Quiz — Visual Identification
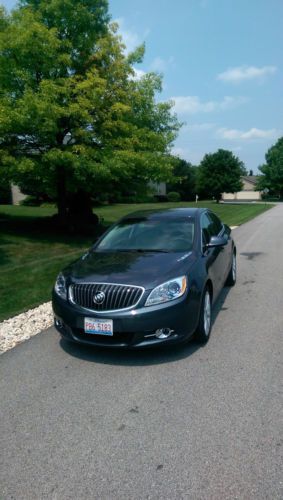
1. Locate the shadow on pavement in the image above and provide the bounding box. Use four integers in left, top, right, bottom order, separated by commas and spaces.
211, 286, 231, 326
60, 337, 201, 366
60, 285, 232, 366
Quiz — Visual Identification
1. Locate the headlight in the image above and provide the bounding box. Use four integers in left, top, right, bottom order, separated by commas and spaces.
54, 272, 67, 300
145, 276, 187, 307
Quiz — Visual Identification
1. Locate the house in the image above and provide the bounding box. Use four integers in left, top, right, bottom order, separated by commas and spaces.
11, 184, 27, 205
148, 181, 167, 196
222, 175, 262, 201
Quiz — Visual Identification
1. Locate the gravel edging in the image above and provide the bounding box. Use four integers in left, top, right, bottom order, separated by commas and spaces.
0, 302, 53, 355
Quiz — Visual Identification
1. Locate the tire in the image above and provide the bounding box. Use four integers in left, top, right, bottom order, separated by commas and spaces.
195, 287, 212, 344
225, 251, 236, 286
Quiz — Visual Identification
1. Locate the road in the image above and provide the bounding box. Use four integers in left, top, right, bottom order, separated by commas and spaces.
1, 204, 282, 500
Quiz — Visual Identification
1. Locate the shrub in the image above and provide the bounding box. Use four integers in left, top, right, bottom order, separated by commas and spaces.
154, 194, 168, 202
20, 195, 42, 206
0, 180, 11, 204
167, 191, 181, 202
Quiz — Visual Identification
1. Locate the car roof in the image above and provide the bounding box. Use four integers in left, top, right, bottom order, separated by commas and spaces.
122, 208, 207, 220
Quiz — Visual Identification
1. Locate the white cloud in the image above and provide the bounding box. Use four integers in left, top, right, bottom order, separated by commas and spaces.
114, 18, 148, 54
171, 146, 187, 157
172, 95, 247, 115
171, 146, 202, 164
217, 65, 277, 83
217, 127, 279, 140
131, 67, 146, 80
185, 122, 216, 132
150, 56, 174, 72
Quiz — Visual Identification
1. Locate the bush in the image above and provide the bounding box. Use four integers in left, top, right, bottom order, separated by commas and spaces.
167, 191, 181, 202
154, 194, 168, 202
20, 195, 42, 206
0, 182, 11, 204
123, 193, 157, 203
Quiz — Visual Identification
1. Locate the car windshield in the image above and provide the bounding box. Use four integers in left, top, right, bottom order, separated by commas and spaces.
96, 217, 195, 253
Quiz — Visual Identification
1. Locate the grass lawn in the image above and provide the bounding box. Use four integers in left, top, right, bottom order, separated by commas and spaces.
0, 201, 272, 321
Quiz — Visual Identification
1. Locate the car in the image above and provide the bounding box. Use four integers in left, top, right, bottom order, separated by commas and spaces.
52, 208, 236, 348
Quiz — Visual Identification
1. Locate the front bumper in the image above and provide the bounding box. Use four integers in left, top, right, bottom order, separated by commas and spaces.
52, 290, 200, 348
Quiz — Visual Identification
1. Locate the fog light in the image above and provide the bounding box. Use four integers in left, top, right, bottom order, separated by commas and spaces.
155, 328, 174, 339
55, 318, 63, 328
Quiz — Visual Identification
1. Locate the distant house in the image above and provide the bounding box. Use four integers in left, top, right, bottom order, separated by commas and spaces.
222, 175, 262, 201
11, 185, 27, 205
148, 181, 167, 196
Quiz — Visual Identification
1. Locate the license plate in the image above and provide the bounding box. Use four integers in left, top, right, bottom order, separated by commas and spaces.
84, 318, 113, 336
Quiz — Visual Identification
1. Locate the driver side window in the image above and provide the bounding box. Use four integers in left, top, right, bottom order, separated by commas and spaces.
208, 212, 223, 236
201, 213, 211, 246
200, 213, 215, 251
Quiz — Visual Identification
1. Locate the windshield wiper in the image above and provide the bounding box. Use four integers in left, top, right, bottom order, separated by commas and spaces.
109, 248, 170, 253
133, 249, 169, 253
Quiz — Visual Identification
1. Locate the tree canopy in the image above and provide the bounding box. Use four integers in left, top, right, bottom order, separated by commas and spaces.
256, 137, 283, 198
0, 0, 180, 224
197, 149, 246, 201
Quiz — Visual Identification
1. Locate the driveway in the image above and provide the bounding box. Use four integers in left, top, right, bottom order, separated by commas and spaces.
1, 204, 282, 499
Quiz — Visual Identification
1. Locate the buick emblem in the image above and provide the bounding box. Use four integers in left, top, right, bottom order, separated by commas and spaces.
93, 291, 105, 304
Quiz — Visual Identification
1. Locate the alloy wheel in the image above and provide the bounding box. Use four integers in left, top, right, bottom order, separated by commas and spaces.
203, 291, 211, 337
232, 254, 236, 282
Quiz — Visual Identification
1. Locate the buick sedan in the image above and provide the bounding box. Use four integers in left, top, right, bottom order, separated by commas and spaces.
52, 208, 236, 348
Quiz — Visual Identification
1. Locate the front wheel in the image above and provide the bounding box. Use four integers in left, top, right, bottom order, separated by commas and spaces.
225, 251, 236, 286
195, 287, 212, 344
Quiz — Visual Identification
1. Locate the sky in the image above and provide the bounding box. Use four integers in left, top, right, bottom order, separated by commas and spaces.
2, 0, 283, 171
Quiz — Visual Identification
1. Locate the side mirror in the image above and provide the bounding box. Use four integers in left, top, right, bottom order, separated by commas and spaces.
206, 235, 228, 248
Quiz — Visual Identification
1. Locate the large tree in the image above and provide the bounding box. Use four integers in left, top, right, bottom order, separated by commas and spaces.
256, 137, 283, 198
0, 1, 180, 225
197, 149, 246, 201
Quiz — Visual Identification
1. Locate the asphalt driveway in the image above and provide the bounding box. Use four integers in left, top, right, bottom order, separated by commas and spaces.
1, 204, 282, 499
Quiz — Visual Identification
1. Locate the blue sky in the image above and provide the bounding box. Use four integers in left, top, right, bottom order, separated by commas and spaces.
2, 0, 283, 171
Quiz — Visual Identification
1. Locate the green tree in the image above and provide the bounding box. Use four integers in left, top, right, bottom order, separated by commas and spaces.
197, 149, 246, 202
167, 158, 197, 200
0, 1, 180, 226
256, 137, 283, 198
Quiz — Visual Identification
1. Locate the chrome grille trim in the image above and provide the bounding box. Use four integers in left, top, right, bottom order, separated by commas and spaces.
69, 282, 145, 313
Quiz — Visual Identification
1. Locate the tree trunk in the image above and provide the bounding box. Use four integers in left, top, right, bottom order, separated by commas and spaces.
68, 190, 96, 221
216, 192, 222, 203
57, 166, 68, 226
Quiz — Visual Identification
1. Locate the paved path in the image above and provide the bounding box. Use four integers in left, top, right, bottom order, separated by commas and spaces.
1, 205, 282, 499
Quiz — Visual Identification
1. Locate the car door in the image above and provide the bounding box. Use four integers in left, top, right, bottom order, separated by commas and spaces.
200, 211, 227, 299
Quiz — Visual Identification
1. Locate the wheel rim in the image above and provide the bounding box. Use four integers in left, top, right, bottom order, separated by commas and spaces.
203, 291, 211, 336
232, 254, 236, 281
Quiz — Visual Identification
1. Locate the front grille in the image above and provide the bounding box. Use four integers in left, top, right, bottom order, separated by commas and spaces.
69, 283, 144, 312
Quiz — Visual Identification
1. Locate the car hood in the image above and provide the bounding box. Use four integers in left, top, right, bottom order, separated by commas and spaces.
65, 250, 197, 289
